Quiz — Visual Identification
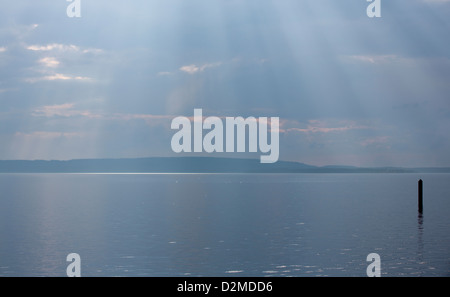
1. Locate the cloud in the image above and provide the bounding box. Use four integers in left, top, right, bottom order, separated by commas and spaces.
165, 58, 263, 77
15, 131, 83, 140
33, 103, 75, 117
179, 62, 222, 74
1, 1, 449, 166
32, 103, 99, 118
343, 55, 399, 64
111, 114, 173, 121
158, 61, 224, 76
25, 73, 92, 83
157, 71, 173, 76
360, 136, 390, 147
286, 120, 371, 134
24, 43, 102, 83
26, 43, 80, 52
26, 43, 103, 54
38, 57, 60, 68
179, 64, 200, 74
32, 104, 175, 124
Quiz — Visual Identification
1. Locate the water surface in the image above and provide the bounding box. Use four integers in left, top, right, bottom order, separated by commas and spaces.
0, 173, 449, 276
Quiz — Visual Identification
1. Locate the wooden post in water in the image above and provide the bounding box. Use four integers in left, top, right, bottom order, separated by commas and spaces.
418, 179, 423, 213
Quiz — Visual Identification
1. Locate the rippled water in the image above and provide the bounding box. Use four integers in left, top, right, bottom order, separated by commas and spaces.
0, 173, 449, 276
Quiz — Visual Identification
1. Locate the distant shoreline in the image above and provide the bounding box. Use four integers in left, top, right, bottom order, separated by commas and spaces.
1, 157, 449, 174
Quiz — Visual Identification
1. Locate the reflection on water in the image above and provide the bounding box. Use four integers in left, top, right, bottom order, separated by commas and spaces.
417, 213, 424, 277
0, 173, 449, 276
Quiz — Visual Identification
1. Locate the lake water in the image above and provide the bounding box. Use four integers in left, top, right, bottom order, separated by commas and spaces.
0, 173, 449, 277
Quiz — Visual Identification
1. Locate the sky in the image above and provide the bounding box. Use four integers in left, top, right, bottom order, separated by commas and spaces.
0, 0, 449, 167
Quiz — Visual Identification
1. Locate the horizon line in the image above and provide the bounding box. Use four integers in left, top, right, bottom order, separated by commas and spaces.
0, 156, 449, 169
